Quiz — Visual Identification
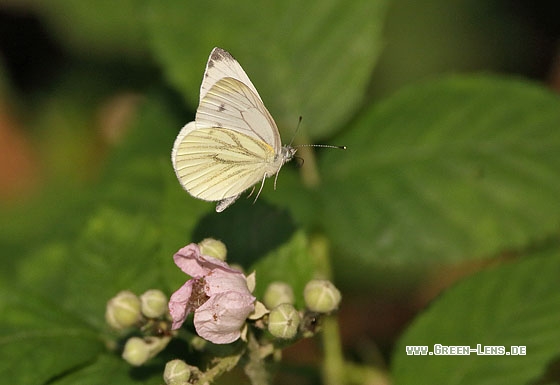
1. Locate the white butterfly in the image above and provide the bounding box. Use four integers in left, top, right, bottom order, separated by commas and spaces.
171, 47, 297, 212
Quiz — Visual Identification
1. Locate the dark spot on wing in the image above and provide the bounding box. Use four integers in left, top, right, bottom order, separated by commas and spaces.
216, 122, 223, 128
207, 60, 214, 69
211, 47, 234, 63
210, 50, 222, 61
221, 50, 234, 61
218, 103, 226, 112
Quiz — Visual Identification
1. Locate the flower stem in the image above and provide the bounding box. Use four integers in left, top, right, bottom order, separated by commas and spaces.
322, 315, 345, 385
311, 236, 346, 385
244, 331, 270, 385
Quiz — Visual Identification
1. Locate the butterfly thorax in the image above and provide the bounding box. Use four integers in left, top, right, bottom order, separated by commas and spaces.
263, 145, 296, 177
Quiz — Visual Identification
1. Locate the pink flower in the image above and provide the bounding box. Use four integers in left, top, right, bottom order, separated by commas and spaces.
168, 244, 256, 344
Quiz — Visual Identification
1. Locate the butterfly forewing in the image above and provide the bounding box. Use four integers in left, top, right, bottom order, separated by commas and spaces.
200, 47, 263, 103
197, 77, 281, 153
173, 127, 276, 201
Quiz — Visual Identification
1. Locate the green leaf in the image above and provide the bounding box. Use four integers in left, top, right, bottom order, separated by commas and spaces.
1, 94, 191, 384
52, 96, 183, 327
143, 0, 388, 139
1, 187, 93, 284
98, 92, 205, 293
99, 95, 179, 216
192, 202, 297, 263
63, 206, 163, 329
51, 354, 162, 385
0, 284, 103, 385
320, 75, 560, 264
392, 252, 560, 385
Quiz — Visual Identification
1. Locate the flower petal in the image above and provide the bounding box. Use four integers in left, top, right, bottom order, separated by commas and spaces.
194, 291, 256, 344
168, 280, 194, 329
173, 244, 207, 277
204, 269, 252, 297
173, 244, 239, 277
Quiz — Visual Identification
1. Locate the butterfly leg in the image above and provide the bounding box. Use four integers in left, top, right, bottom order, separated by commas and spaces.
253, 174, 267, 203
246, 185, 256, 199
273, 169, 281, 190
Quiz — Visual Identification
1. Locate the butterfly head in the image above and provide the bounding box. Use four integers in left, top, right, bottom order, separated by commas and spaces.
280, 145, 297, 165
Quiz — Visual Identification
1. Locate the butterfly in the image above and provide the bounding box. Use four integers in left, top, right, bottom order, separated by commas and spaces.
172, 48, 345, 212
171, 47, 298, 212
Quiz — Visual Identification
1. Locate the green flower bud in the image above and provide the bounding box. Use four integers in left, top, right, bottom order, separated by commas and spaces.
268, 303, 300, 339
163, 359, 191, 385
303, 280, 341, 313
105, 291, 142, 330
198, 238, 227, 260
140, 289, 168, 318
122, 336, 172, 366
263, 281, 294, 308
122, 337, 150, 366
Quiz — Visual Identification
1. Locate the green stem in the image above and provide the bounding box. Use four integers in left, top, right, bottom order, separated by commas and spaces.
312, 235, 345, 385
244, 331, 270, 385
309, 234, 333, 279
322, 315, 345, 385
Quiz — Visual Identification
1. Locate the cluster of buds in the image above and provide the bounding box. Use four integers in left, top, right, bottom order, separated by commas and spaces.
167, 239, 342, 344
106, 238, 342, 385
264, 279, 341, 339
105, 289, 172, 366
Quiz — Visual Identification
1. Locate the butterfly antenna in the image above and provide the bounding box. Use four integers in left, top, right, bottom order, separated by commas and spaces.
287, 116, 303, 146
289, 116, 347, 150
294, 143, 347, 150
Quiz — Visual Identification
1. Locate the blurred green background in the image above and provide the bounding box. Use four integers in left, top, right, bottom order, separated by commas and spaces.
1, 0, 560, 384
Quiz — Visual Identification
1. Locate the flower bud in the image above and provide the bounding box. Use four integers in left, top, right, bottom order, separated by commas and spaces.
122, 336, 172, 366
303, 280, 341, 313
140, 289, 168, 318
163, 359, 191, 385
106, 291, 142, 330
122, 337, 150, 366
198, 238, 227, 260
268, 303, 300, 339
263, 281, 294, 309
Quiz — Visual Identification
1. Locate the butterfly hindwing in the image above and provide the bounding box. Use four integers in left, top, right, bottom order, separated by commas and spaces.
172, 126, 275, 201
